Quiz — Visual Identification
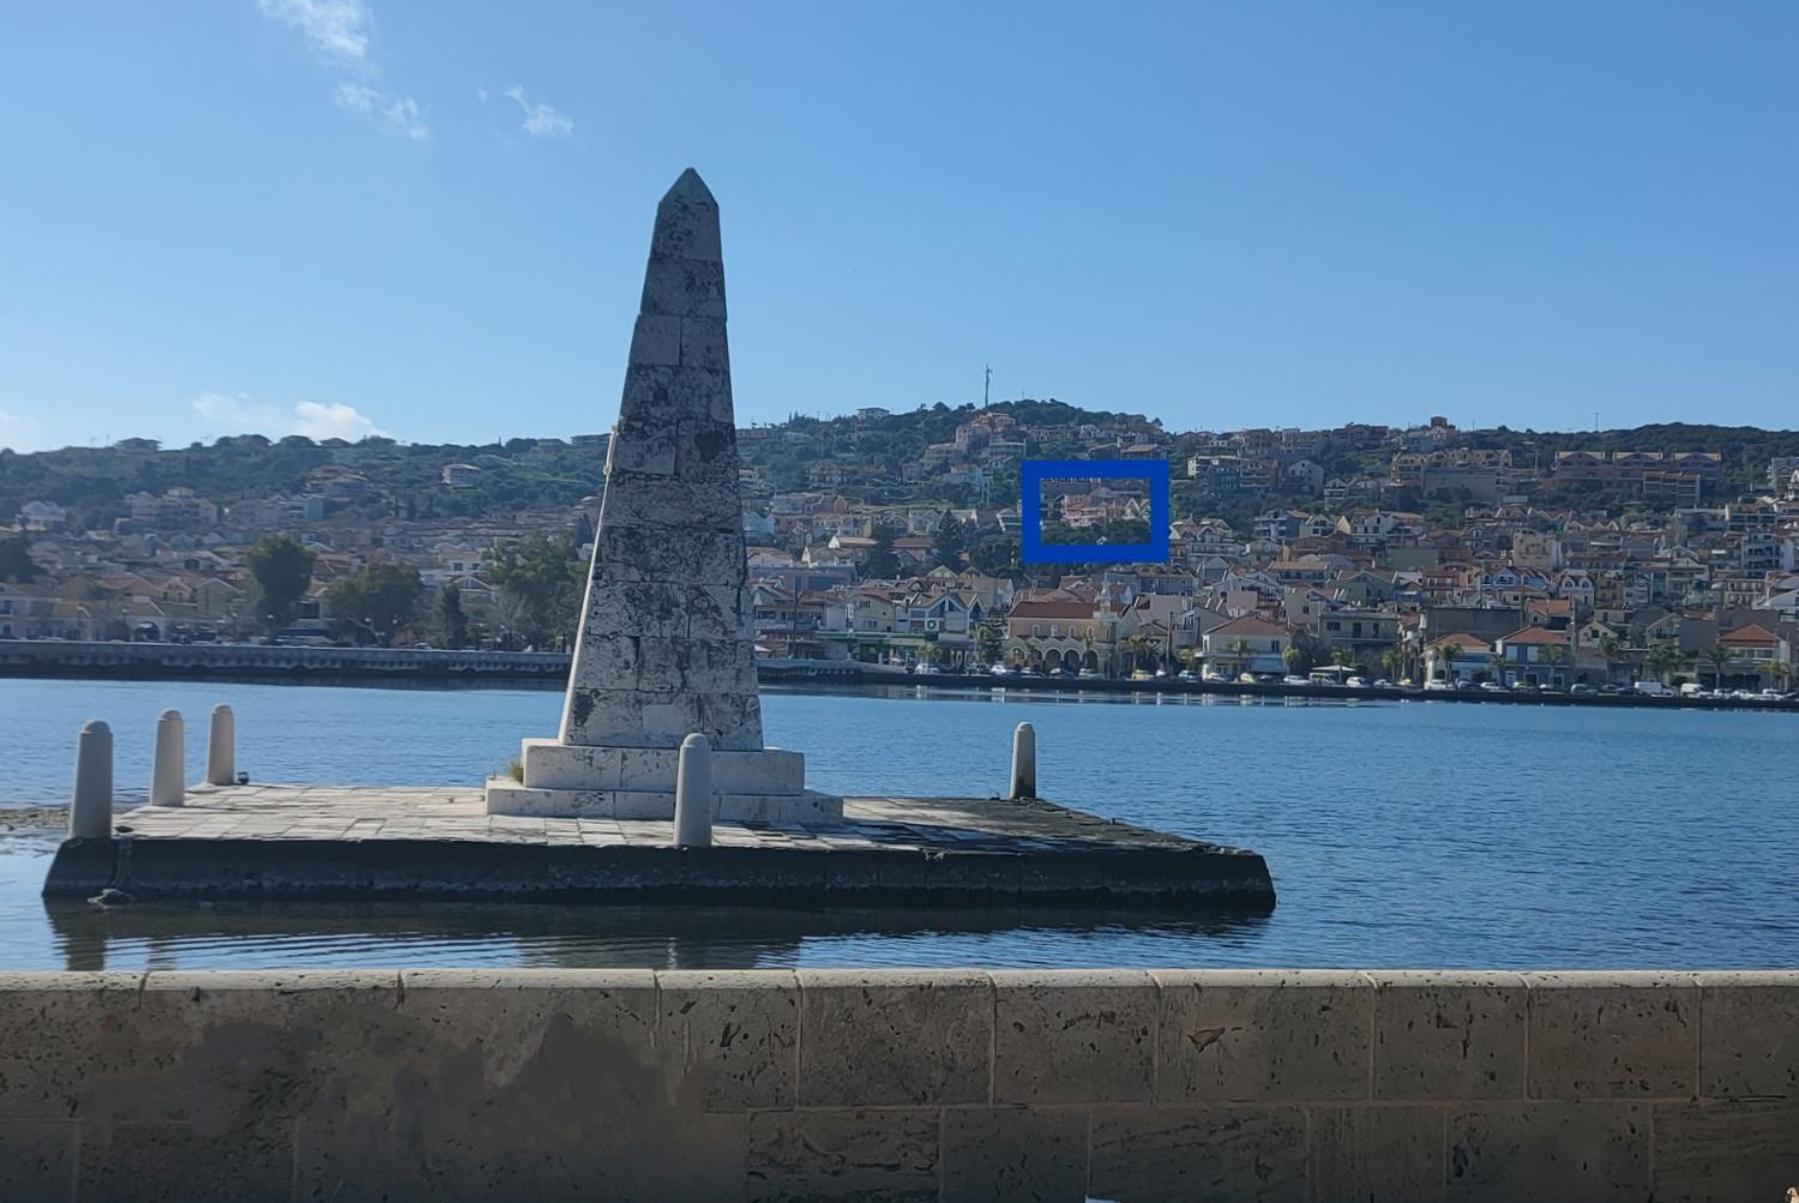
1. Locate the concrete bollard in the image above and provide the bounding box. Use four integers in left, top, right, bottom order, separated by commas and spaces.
673, 733, 714, 848
69, 720, 114, 839
1009, 721, 1037, 799
150, 709, 185, 807
206, 704, 235, 786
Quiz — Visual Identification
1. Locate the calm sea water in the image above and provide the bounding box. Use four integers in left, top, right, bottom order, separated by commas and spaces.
3, 677, 1797, 971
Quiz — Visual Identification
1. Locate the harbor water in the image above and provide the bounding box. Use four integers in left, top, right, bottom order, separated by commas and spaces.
3, 678, 1796, 971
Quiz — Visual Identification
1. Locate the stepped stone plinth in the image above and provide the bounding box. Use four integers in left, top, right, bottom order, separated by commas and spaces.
486, 169, 841, 824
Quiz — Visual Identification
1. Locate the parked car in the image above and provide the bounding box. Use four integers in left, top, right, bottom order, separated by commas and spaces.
1345, 675, 1367, 688
989, 663, 1012, 677
1282, 674, 1309, 686
1569, 683, 1593, 695
1479, 681, 1506, 693
1237, 672, 1258, 684
1423, 679, 1453, 692
1078, 668, 1104, 680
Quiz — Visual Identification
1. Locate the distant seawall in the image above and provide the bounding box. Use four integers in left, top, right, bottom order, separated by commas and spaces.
2, 639, 1794, 712
1, 968, 1792, 1199
0, 640, 861, 688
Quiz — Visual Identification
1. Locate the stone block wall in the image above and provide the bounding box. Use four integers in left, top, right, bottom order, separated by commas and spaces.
0, 968, 1795, 1200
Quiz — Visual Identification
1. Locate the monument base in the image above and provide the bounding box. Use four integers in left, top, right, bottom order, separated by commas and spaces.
484, 738, 843, 823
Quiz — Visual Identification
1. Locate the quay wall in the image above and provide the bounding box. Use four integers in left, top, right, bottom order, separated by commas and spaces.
2, 639, 1795, 712
0, 968, 1794, 1200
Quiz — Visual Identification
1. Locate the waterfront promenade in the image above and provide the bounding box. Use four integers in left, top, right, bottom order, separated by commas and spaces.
4, 638, 1795, 713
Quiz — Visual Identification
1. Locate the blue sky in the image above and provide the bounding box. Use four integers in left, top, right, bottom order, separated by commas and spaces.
2, 2, 1795, 452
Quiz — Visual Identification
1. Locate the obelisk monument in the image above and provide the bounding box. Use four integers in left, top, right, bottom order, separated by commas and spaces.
486, 169, 840, 824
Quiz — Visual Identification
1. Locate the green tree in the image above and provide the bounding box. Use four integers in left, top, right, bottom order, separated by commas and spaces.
0, 535, 37, 582
436, 585, 470, 648
487, 535, 585, 649
969, 533, 1016, 577
863, 524, 901, 580
932, 511, 967, 571
245, 534, 315, 636
1435, 642, 1460, 683
327, 562, 424, 646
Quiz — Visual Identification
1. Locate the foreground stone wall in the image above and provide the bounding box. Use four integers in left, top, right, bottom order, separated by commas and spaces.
0, 969, 1794, 1201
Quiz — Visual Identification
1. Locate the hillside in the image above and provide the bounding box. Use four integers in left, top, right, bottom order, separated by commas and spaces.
3, 405, 1797, 532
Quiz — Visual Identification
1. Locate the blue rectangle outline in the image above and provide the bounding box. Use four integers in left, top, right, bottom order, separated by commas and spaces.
1019, 459, 1171, 564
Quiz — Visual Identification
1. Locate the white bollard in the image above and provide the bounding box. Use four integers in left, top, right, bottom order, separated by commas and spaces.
673, 733, 714, 848
1009, 721, 1037, 799
150, 709, 185, 807
69, 720, 114, 839
206, 704, 235, 786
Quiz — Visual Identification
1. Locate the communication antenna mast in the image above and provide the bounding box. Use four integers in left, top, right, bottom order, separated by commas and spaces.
984, 364, 991, 408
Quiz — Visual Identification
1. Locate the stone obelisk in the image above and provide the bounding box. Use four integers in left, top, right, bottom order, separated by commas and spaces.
486, 169, 840, 824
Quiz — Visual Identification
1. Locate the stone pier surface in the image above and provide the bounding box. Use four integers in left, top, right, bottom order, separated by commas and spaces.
486, 167, 838, 824
42, 783, 1274, 907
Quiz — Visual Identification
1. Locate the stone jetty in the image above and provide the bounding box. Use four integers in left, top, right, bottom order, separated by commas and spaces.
485, 169, 839, 825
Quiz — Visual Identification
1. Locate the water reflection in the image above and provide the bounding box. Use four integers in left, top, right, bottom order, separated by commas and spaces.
45, 897, 1270, 972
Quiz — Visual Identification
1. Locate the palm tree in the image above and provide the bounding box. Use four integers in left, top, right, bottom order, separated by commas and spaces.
1435, 642, 1460, 684
1282, 645, 1303, 676
1379, 646, 1404, 681
1703, 644, 1732, 690
1330, 647, 1353, 668
1231, 638, 1251, 678
1596, 632, 1622, 683
1645, 640, 1683, 685
1541, 641, 1565, 686
1125, 633, 1153, 673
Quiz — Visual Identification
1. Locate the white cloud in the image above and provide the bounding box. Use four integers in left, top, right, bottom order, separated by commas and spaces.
0, 407, 42, 452
334, 82, 429, 141
257, 0, 373, 71
261, 0, 428, 142
490, 84, 574, 139
194, 393, 386, 441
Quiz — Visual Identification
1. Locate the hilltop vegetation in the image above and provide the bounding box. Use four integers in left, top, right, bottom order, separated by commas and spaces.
3, 405, 1797, 532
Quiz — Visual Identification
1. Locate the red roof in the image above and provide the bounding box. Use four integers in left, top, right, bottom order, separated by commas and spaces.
1498, 625, 1571, 646
1719, 623, 1779, 647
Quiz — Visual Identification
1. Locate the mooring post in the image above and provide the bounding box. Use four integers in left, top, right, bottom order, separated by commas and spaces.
69, 720, 114, 839
1009, 721, 1037, 799
673, 732, 714, 848
150, 709, 185, 807
206, 704, 235, 786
